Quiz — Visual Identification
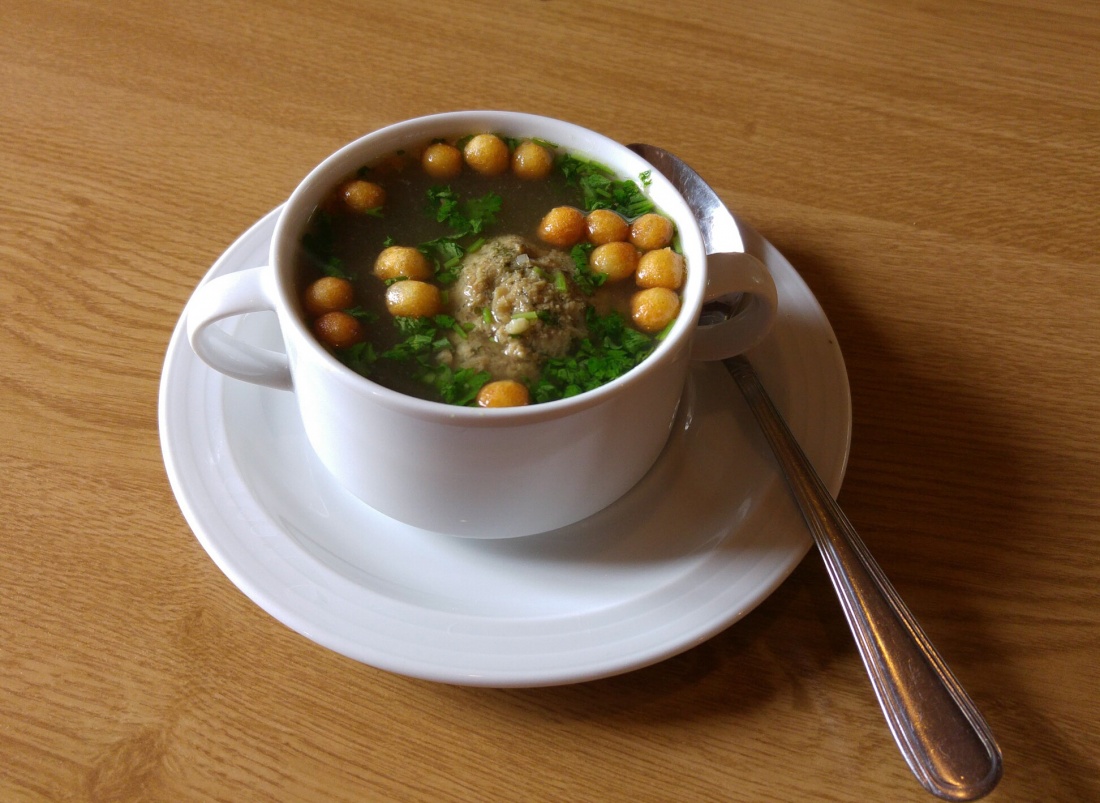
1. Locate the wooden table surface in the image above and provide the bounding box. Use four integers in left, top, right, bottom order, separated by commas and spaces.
4, 1, 1098, 800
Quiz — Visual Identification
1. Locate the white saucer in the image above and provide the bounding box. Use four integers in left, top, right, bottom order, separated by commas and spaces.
159, 207, 851, 687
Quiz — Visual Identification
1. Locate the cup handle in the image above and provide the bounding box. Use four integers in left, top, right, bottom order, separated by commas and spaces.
691, 251, 779, 361
185, 266, 294, 390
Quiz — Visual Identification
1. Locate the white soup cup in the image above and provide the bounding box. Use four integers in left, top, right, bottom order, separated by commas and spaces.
186, 111, 777, 537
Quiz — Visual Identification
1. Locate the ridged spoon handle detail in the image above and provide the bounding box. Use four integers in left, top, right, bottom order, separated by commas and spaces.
725, 355, 1003, 801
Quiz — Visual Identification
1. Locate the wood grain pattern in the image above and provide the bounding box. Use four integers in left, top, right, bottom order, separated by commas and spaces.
2, 1, 1098, 800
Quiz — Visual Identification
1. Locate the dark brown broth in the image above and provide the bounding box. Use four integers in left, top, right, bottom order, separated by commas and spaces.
301, 164, 585, 322
295, 142, 676, 404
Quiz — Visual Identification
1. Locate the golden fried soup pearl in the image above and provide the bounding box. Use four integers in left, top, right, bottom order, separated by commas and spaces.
635, 248, 685, 290
511, 141, 554, 180
585, 209, 629, 245
385, 280, 442, 318
629, 213, 675, 251
341, 179, 386, 213
373, 245, 433, 281
421, 142, 463, 179
630, 287, 681, 333
537, 206, 586, 248
313, 310, 363, 349
463, 133, 510, 175
476, 379, 531, 408
589, 241, 639, 282
303, 276, 356, 317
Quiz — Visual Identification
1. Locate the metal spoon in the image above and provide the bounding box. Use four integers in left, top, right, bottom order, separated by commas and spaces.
629, 143, 1002, 801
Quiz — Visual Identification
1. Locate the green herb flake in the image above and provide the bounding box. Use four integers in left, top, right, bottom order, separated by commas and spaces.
419, 237, 466, 285
427, 186, 461, 226
556, 154, 655, 218
344, 306, 378, 323
568, 243, 606, 296
301, 212, 356, 279
529, 309, 655, 404
432, 313, 458, 330
321, 257, 352, 280
382, 316, 440, 362
463, 192, 502, 234
553, 270, 568, 294
425, 186, 503, 237
336, 342, 377, 376
433, 367, 491, 406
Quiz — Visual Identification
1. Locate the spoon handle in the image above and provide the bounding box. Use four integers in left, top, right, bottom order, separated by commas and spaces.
725, 355, 1002, 801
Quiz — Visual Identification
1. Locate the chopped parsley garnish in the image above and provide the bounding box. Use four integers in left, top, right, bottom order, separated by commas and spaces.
461, 193, 503, 234
418, 187, 504, 284
568, 243, 606, 296
422, 365, 491, 406
336, 342, 377, 376
375, 315, 485, 404
308, 140, 675, 408
426, 186, 502, 236
556, 155, 656, 218
320, 256, 353, 280
382, 329, 436, 363
302, 210, 334, 255
529, 308, 656, 403
419, 236, 466, 285
553, 270, 569, 294
387, 314, 455, 350
300, 211, 355, 279
344, 306, 378, 323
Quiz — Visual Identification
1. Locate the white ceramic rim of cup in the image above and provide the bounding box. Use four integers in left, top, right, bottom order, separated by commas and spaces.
270, 110, 708, 426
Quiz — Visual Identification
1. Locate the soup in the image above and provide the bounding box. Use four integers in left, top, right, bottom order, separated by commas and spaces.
296, 134, 686, 407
